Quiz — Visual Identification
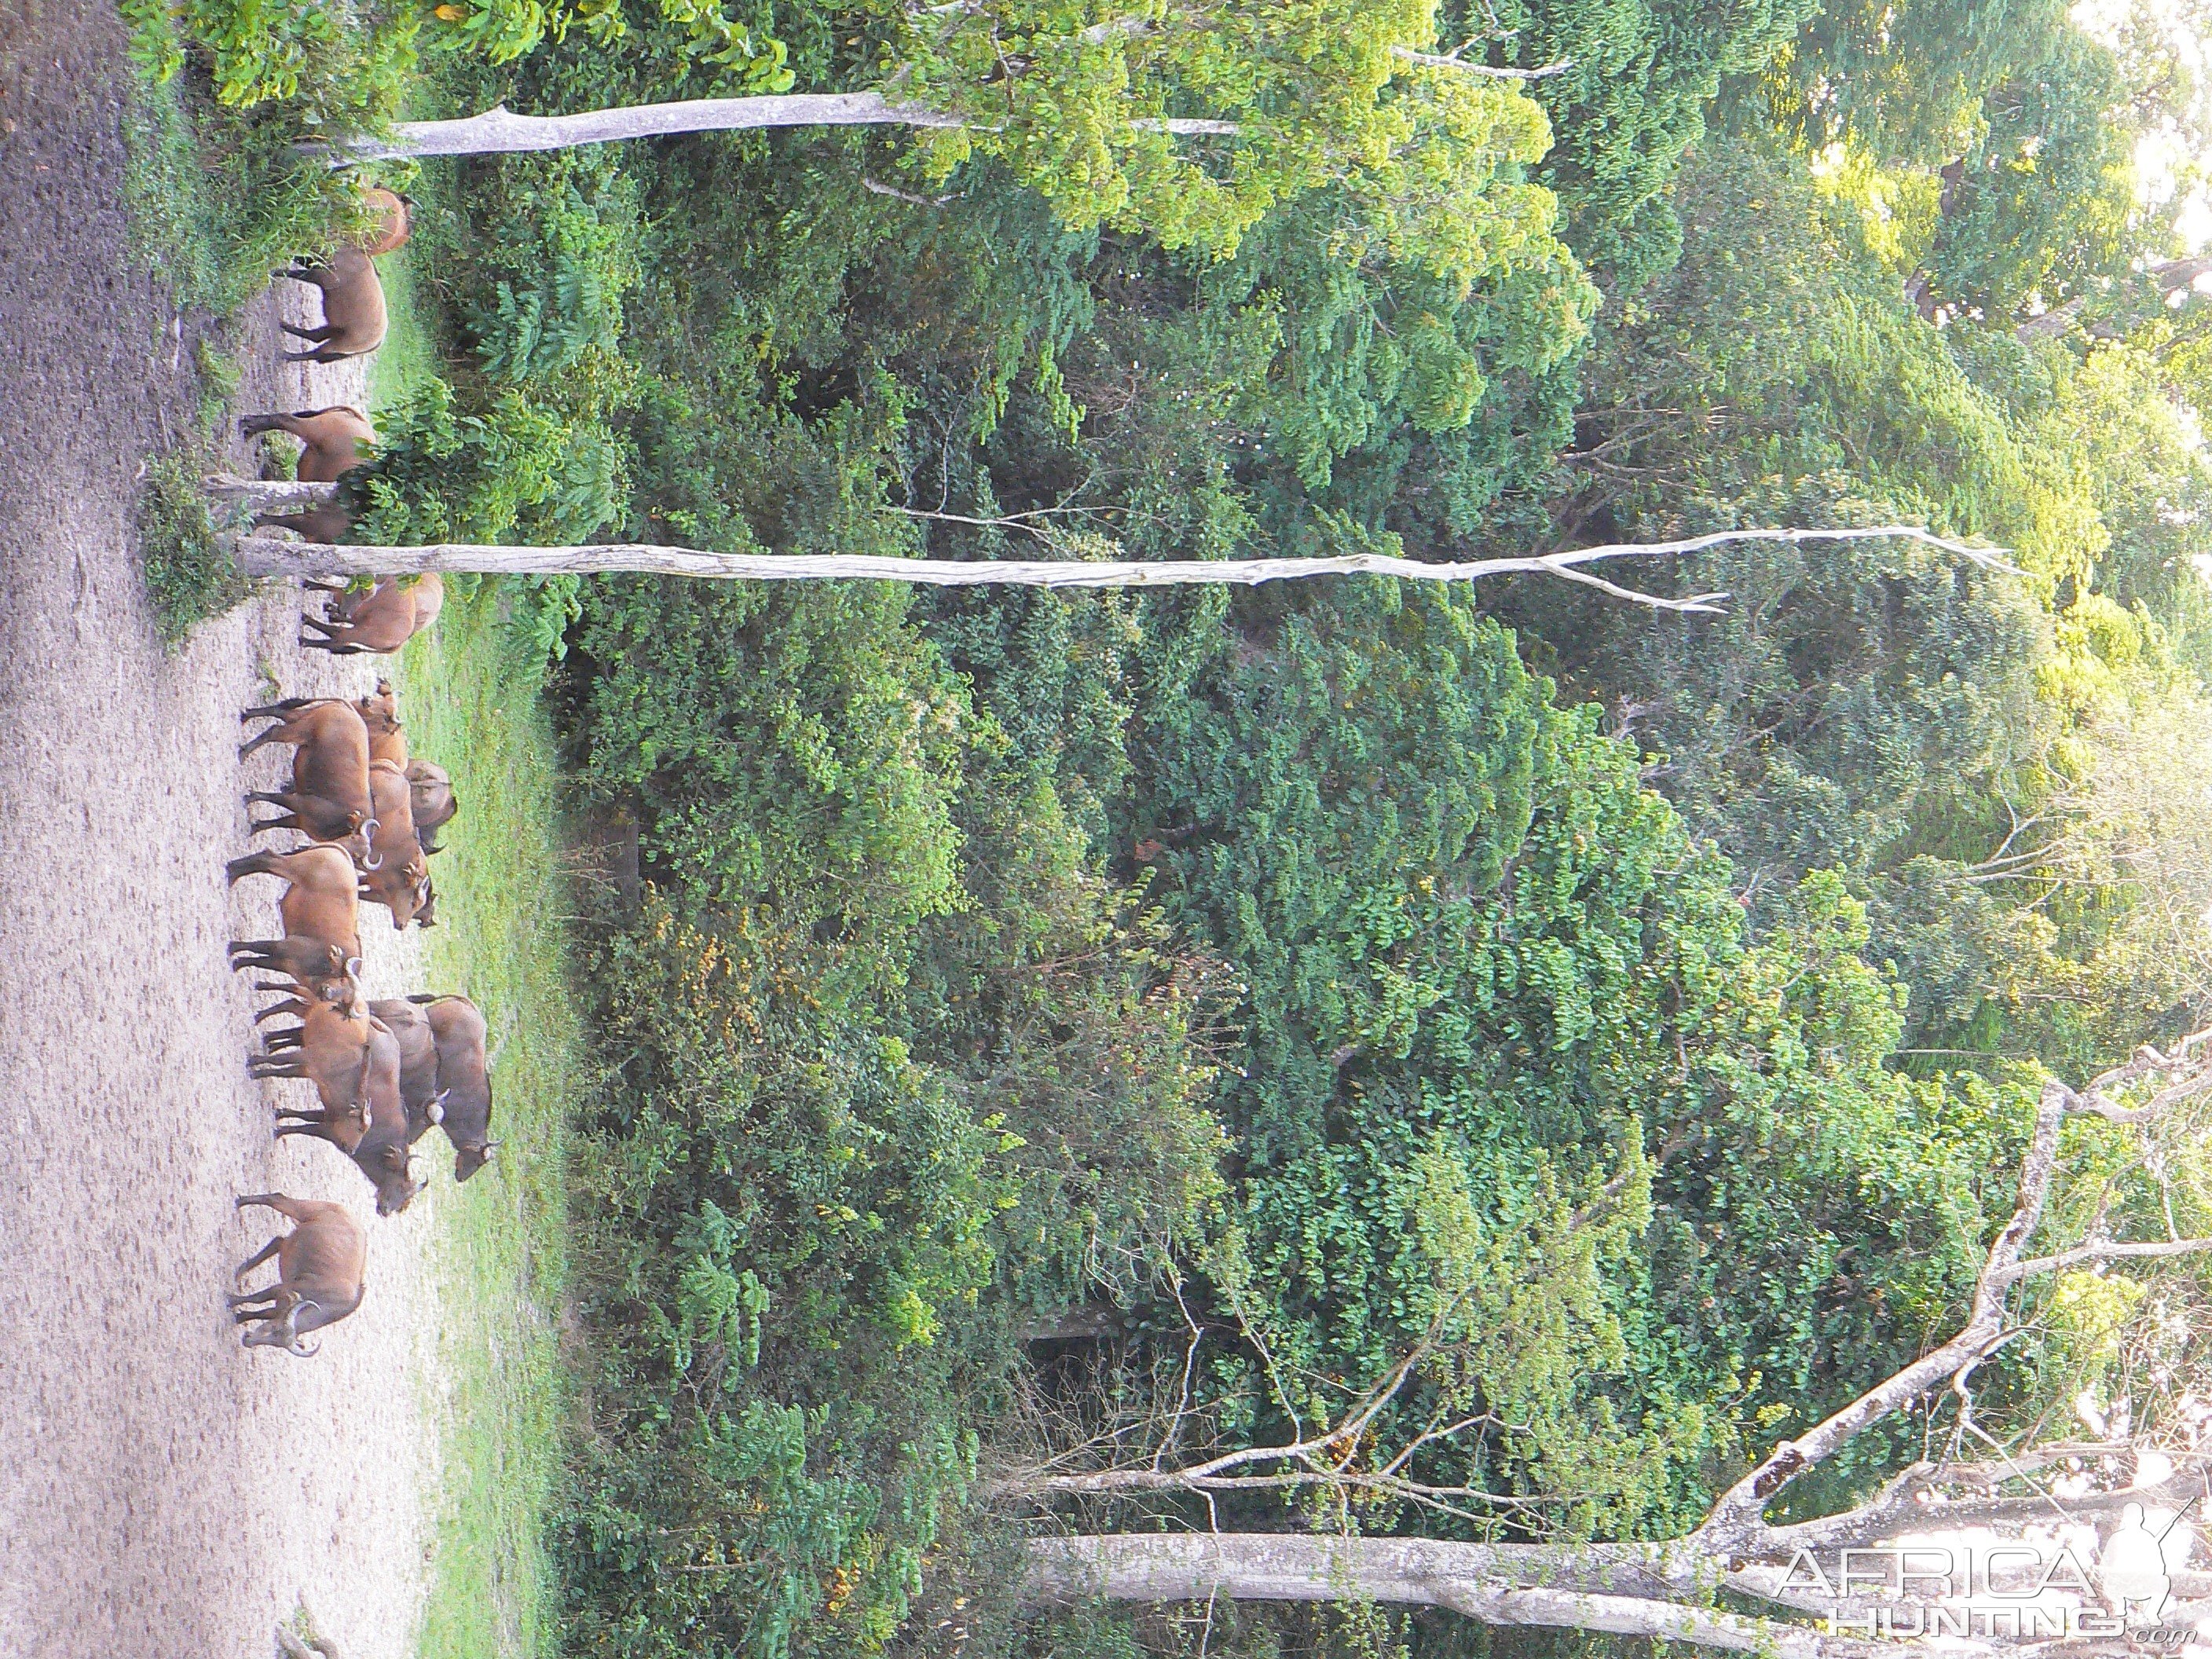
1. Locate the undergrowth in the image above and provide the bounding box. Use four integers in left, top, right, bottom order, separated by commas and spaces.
137, 451, 252, 646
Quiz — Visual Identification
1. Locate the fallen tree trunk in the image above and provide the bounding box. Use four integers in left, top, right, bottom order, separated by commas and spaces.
1020, 1536, 1892, 1659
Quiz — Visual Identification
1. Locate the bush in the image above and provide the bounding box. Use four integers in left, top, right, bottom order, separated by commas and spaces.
137, 452, 252, 645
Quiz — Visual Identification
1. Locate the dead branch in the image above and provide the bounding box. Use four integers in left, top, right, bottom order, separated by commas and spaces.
225, 525, 2012, 617
1392, 47, 1575, 79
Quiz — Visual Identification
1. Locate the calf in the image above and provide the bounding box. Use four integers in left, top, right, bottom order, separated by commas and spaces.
299, 574, 443, 656
406, 760, 457, 852
416, 993, 498, 1181
358, 760, 430, 926
229, 1194, 367, 1357
240, 701, 375, 851
239, 406, 375, 482
279, 247, 387, 363
251, 998, 377, 1147
225, 844, 363, 968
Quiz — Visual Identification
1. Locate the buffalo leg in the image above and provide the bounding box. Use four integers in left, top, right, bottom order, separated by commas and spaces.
280, 320, 334, 342
239, 724, 296, 760
233, 1237, 281, 1287
225, 852, 282, 885
273, 1122, 344, 1145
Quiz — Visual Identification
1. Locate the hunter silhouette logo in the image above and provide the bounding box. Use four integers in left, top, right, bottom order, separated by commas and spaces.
2097, 1498, 2196, 1621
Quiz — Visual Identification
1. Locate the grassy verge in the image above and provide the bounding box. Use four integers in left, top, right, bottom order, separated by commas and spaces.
138, 450, 253, 646
373, 236, 575, 1659
116, 59, 336, 318
368, 250, 441, 410
395, 592, 583, 1659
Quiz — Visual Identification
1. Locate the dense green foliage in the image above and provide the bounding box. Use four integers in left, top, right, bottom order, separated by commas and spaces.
136, 450, 253, 645
140, 0, 2212, 1651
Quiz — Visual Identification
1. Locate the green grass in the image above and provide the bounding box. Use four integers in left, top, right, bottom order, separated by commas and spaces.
396, 594, 584, 1659
368, 250, 441, 411
138, 449, 255, 646
117, 61, 338, 318
372, 244, 579, 1659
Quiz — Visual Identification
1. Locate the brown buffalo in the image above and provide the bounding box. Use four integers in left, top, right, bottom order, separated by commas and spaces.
229, 935, 362, 1013
251, 998, 377, 1146
357, 760, 430, 927
279, 247, 386, 363
229, 1194, 367, 1357
353, 678, 408, 764
251, 503, 355, 544
240, 406, 375, 482
229, 844, 362, 960
273, 1017, 423, 1215
240, 700, 375, 850
299, 574, 443, 656
405, 759, 457, 852
356, 185, 412, 256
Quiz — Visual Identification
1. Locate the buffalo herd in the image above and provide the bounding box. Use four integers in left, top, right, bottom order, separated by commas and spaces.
225, 189, 494, 1359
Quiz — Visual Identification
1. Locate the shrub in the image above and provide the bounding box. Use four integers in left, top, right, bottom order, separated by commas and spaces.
137, 452, 252, 646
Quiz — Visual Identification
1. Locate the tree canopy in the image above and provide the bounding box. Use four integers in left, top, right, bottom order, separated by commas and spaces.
150, 0, 2212, 1646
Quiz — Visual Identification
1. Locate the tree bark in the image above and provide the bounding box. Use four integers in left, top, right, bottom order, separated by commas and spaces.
224, 525, 2001, 610
204, 475, 347, 514
330, 93, 1232, 160
1020, 1536, 1888, 1659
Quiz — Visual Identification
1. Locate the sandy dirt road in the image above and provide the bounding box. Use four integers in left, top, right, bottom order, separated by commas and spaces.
0, 2, 445, 1653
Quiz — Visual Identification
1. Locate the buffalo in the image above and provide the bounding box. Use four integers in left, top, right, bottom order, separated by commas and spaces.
229, 1194, 367, 1357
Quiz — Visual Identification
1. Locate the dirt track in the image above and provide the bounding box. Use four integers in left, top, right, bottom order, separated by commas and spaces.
0, 3, 441, 1652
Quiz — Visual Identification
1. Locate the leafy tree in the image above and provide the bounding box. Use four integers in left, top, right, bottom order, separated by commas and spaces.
1760, 0, 2075, 164
1922, 29, 2138, 320
1101, 579, 2010, 1533
1471, 0, 1818, 286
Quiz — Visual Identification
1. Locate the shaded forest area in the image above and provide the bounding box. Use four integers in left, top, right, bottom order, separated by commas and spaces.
130, 0, 2212, 1650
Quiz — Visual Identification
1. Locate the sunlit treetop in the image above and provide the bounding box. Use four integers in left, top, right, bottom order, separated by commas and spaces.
884, 0, 1575, 291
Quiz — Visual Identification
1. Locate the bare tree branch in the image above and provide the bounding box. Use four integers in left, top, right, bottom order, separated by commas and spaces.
227, 524, 2009, 614
321, 92, 1237, 161
862, 176, 955, 206
1999, 1235, 2212, 1283
1391, 47, 1575, 79
1024, 1535, 1906, 1659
